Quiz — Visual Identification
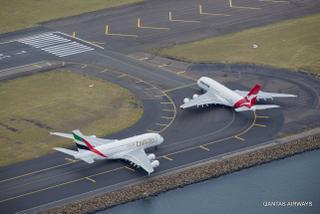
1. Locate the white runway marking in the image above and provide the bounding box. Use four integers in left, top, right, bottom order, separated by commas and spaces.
18, 32, 94, 57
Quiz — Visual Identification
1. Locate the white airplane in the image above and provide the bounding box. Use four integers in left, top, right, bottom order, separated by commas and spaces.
50, 130, 164, 174
181, 76, 297, 112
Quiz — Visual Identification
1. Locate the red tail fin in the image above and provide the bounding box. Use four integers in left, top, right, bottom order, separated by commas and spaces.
234, 84, 261, 109
246, 84, 261, 106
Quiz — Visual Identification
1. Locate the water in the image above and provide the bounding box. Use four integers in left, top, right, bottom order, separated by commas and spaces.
100, 150, 320, 214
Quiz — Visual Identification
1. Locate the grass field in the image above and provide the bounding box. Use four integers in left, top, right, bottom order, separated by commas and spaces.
0, 0, 143, 33
160, 14, 320, 74
0, 71, 143, 166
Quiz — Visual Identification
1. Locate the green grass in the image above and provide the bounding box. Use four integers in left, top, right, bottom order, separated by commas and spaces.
160, 14, 320, 74
0, 0, 143, 33
0, 71, 143, 166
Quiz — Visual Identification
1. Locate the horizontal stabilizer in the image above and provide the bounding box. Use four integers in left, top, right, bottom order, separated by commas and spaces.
54, 147, 95, 164
235, 105, 279, 112
50, 132, 73, 139
54, 147, 78, 157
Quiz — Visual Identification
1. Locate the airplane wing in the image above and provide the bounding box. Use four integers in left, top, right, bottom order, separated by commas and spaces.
119, 149, 154, 174
180, 91, 225, 109
234, 90, 297, 100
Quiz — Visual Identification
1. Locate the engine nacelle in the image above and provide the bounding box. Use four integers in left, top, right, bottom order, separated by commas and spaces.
183, 98, 190, 103
151, 160, 160, 168
147, 153, 156, 161
193, 94, 199, 99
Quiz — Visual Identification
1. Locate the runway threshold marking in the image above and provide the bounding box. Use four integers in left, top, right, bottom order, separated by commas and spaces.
234, 136, 245, 141
0, 167, 124, 203
163, 83, 197, 93
105, 25, 138, 38
229, 0, 261, 9
254, 123, 267, 128
199, 145, 210, 151
199, 4, 231, 16
137, 17, 170, 30
84, 177, 96, 183
57, 32, 104, 50
168, 11, 200, 23
162, 155, 173, 161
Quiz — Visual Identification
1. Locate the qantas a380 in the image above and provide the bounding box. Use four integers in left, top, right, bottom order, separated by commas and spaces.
181, 77, 297, 112
51, 130, 164, 174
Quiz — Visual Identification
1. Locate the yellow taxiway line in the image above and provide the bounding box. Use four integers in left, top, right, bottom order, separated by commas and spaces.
199, 4, 231, 16
137, 17, 170, 30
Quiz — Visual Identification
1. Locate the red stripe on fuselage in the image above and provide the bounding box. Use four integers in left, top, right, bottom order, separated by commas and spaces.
82, 138, 107, 158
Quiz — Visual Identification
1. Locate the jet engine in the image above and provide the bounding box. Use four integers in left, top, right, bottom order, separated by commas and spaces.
151, 160, 160, 168
90, 135, 96, 138
193, 94, 199, 99
183, 98, 190, 103
147, 153, 156, 161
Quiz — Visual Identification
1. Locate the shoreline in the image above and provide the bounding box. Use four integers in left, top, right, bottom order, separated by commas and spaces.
39, 128, 320, 214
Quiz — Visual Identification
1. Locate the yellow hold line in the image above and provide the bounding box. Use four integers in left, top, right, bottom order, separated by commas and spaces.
105, 24, 138, 37
162, 155, 173, 161
124, 166, 135, 172
84, 177, 96, 183
229, 0, 261, 9
162, 109, 174, 112
137, 17, 170, 30
256, 115, 269, 119
161, 116, 174, 120
199, 5, 231, 16
156, 123, 168, 127
254, 123, 267, 128
234, 136, 245, 141
199, 145, 210, 151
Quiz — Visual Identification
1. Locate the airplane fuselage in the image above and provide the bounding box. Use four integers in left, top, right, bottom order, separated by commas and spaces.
76, 133, 163, 161
197, 77, 243, 107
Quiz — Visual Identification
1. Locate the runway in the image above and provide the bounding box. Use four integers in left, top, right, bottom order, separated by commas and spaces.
0, 0, 320, 213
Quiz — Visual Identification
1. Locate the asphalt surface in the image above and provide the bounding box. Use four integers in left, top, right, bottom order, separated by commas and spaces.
0, 0, 320, 213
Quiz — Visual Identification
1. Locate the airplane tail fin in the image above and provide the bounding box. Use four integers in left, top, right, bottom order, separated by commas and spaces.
72, 129, 92, 151
234, 84, 261, 110
245, 84, 261, 106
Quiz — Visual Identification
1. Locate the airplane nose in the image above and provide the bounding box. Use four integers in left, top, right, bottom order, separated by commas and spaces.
159, 135, 164, 143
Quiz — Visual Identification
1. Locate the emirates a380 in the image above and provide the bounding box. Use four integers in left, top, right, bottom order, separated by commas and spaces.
51, 130, 164, 174
181, 77, 297, 112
